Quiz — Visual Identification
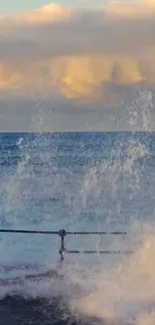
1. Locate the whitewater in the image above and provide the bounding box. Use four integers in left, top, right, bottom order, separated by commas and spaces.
1, 101, 155, 323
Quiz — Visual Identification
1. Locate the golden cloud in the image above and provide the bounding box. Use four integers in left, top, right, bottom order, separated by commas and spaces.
0, 1, 155, 101
0, 4, 74, 29
49, 56, 145, 99
105, 0, 155, 18
0, 54, 155, 100
22, 4, 74, 24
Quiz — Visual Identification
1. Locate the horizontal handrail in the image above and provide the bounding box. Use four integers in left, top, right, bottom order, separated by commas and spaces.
0, 228, 132, 261
0, 229, 59, 234
0, 229, 128, 235
67, 250, 132, 254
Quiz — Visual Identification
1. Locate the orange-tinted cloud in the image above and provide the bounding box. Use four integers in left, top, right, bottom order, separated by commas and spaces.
0, 1, 155, 101
0, 4, 75, 28
105, 0, 155, 18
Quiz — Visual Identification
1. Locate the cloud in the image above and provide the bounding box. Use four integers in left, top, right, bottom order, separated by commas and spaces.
0, 4, 75, 27
1, 88, 154, 132
0, 0, 155, 131
105, 0, 155, 18
0, 1, 154, 96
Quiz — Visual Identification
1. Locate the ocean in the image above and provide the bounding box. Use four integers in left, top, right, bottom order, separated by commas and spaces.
0, 132, 155, 325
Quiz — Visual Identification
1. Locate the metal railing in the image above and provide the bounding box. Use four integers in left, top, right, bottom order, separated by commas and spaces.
0, 228, 132, 261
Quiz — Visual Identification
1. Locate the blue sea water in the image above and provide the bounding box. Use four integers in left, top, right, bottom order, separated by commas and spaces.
0, 132, 155, 325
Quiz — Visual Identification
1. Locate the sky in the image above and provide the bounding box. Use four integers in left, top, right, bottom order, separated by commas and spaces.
0, 0, 155, 131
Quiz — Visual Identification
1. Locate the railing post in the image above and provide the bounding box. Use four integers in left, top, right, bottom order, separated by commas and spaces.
58, 229, 67, 261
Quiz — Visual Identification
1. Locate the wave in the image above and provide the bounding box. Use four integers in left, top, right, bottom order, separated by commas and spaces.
0, 296, 77, 325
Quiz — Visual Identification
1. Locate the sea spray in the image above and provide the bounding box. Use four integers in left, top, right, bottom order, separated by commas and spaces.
68, 223, 155, 325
